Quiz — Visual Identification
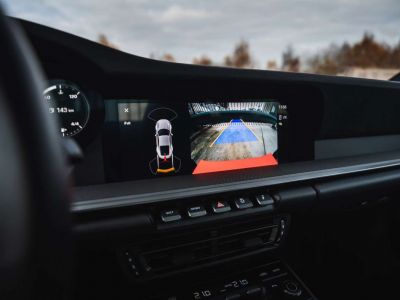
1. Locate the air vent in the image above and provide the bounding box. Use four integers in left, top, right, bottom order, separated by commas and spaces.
124, 216, 286, 279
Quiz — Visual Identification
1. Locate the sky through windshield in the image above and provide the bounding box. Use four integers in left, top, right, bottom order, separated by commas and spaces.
4, 0, 400, 79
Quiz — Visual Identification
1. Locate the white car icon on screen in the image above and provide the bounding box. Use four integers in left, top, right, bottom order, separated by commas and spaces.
155, 119, 173, 160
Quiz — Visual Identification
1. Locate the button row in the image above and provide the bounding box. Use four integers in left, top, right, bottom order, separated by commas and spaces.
160, 194, 275, 223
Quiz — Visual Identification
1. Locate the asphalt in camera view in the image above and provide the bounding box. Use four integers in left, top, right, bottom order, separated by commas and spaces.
191, 119, 277, 163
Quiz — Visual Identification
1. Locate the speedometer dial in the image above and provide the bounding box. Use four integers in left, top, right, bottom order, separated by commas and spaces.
44, 81, 90, 137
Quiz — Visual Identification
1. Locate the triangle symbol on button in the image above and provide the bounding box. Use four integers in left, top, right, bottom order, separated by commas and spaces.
217, 201, 225, 208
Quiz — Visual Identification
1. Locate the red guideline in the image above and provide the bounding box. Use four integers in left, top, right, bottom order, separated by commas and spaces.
192, 154, 278, 175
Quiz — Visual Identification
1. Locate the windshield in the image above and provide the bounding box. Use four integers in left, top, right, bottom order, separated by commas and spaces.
158, 129, 170, 136
4, 0, 400, 80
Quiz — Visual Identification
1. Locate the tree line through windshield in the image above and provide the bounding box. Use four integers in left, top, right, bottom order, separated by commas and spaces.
98, 32, 400, 80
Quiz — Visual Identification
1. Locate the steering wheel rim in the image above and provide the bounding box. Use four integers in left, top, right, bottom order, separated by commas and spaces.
0, 10, 71, 299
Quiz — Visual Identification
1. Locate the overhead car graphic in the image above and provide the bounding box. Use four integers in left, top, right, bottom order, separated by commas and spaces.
149, 117, 181, 175
155, 119, 173, 160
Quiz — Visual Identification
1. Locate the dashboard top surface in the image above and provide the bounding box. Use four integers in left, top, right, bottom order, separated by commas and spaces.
14, 18, 400, 213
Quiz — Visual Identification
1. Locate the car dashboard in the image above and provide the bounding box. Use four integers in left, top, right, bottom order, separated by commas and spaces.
18, 18, 400, 300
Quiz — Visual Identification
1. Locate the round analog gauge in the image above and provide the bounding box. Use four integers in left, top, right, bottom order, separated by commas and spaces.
43, 81, 90, 137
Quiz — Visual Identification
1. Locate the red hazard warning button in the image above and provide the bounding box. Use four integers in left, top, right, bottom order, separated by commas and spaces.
212, 200, 231, 213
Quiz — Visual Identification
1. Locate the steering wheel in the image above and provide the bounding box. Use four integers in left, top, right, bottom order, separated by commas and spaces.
0, 10, 71, 300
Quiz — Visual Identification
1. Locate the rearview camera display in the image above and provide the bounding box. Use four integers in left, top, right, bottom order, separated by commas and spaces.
189, 102, 279, 174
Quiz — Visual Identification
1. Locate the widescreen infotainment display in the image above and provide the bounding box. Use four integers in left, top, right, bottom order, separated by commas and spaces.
103, 100, 287, 181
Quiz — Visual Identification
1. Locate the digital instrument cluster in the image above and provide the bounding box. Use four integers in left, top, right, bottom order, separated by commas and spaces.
43, 79, 104, 147
41, 79, 321, 185
43, 80, 90, 137
41, 81, 309, 183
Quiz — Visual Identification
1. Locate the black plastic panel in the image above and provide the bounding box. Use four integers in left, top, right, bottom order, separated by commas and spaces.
315, 134, 400, 159
315, 168, 400, 210
273, 186, 317, 212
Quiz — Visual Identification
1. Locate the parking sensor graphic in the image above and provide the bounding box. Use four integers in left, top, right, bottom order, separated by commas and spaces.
148, 108, 181, 175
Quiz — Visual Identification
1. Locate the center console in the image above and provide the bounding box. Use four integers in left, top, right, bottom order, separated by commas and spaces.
116, 188, 292, 279
118, 209, 315, 300
109, 189, 318, 300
